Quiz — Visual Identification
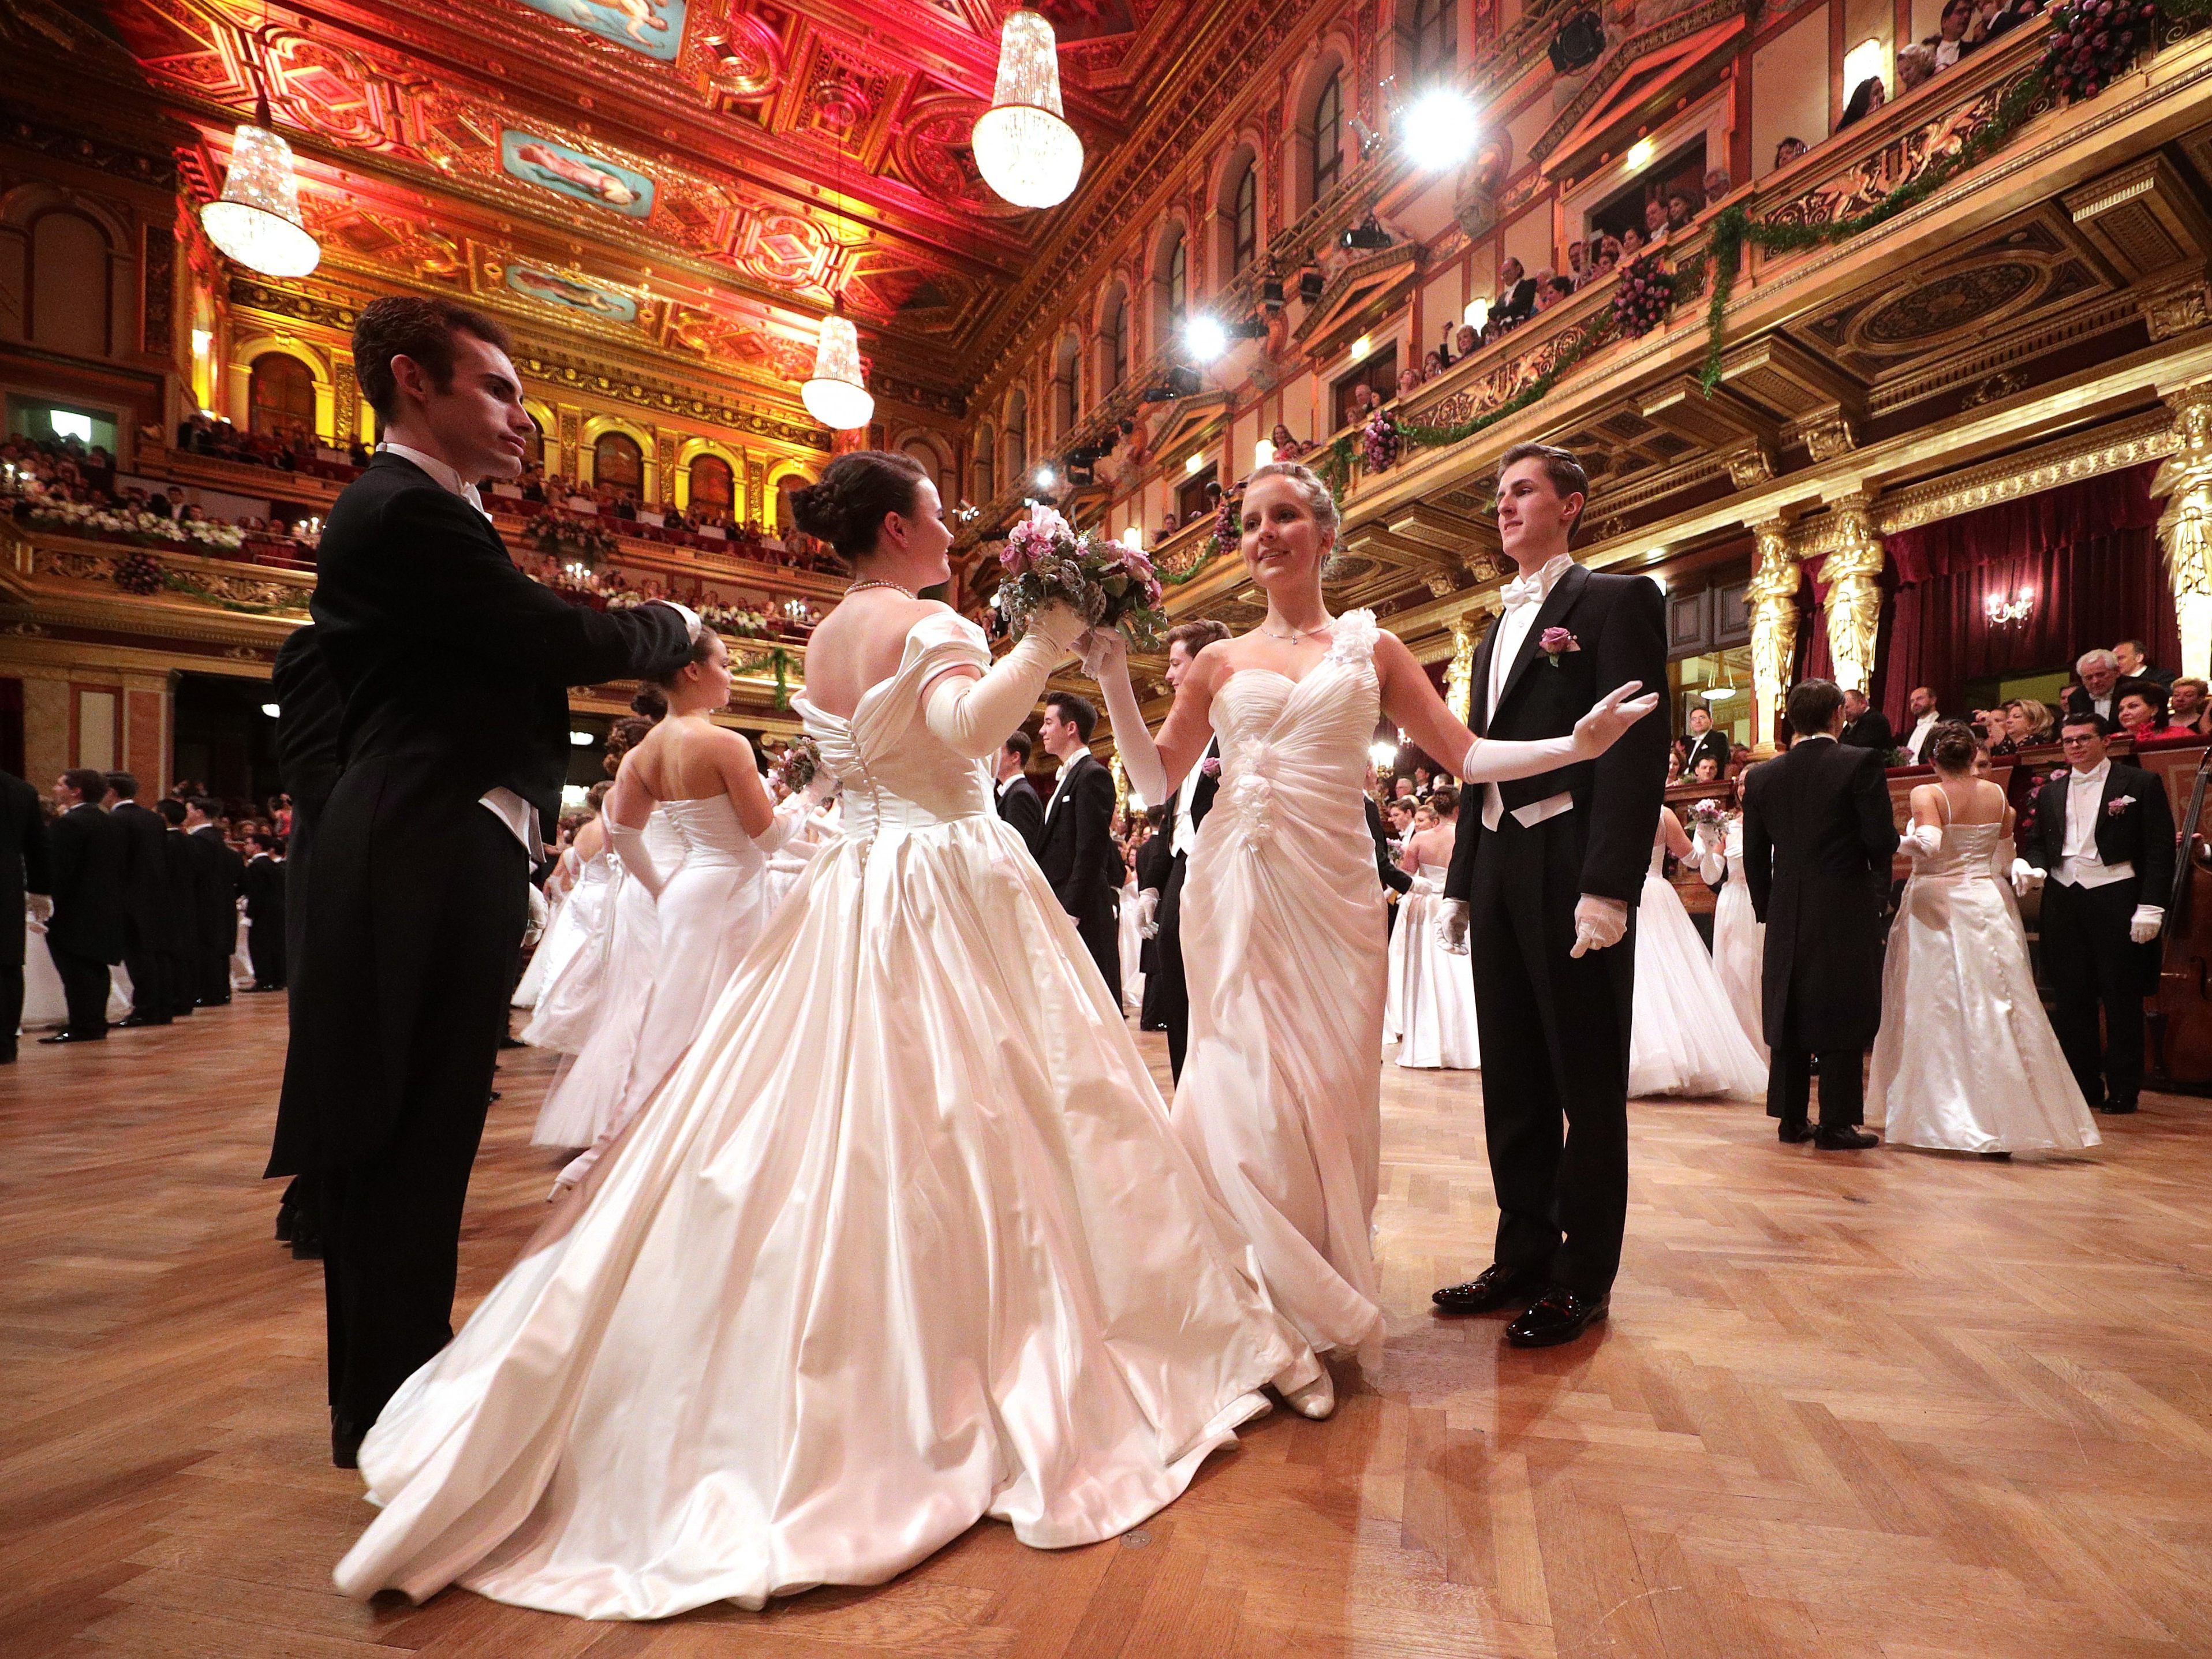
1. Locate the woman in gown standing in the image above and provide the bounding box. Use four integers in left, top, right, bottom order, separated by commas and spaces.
1694, 786, 1768, 1060
1089, 461, 1656, 1366
1627, 806, 1768, 1099
1870, 722, 2100, 1154
519, 785, 612, 1048
1391, 789, 1481, 1069
336, 451, 1330, 1620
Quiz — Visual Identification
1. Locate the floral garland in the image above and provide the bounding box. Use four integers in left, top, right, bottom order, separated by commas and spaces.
1360, 406, 1403, 472
1612, 254, 1673, 339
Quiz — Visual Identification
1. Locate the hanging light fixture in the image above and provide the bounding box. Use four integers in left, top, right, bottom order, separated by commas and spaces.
972, 9, 1085, 210
801, 298, 873, 430
200, 91, 320, 278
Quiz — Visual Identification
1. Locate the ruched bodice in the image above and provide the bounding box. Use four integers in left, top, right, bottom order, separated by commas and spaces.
1205, 619, 1382, 857
793, 612, 996, 839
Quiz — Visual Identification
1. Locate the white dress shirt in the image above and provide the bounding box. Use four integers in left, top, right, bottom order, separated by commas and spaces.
1904, 711, 1940, 764
1481, 551, 1578, 833
2054, 760, 2133, 889
1045, 752, 1082, 820
1171, 739, 1216, 857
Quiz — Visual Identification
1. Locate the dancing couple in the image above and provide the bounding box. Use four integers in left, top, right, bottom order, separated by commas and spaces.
294, 301, 1656, 1619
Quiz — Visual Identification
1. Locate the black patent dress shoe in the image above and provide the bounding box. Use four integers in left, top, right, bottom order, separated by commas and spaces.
37, 1030, 106, 1044
2095, 1100, 2138, 1115
118, 1014, 171, 1028
1432, 1264, 1546, 1314
332, 1415, 368, 1470
1506, 1288, 1610, 1348
1778, 1118, 1817, 1144
1814, 1125, 1879, 1150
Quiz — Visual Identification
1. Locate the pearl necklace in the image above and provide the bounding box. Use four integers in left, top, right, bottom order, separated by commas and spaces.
846, 578, 917, 600
1261, 615, 1333, 643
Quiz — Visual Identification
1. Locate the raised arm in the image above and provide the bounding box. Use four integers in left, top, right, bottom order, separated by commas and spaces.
1087, 632, 1221, 808
1656, 805, 1693, 860
920, 602, 1085, 760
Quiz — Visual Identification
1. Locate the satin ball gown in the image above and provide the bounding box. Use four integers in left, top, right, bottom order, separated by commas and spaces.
334, 611, 1318, 1619
1627, 843, 1768, 1100
518, 846, 614, 1049
1704, 815, 1768, 1062
1388, 863, 1481, 1070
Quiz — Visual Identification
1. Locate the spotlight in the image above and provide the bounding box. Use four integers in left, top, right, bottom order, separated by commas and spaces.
1406, 90, 1481, 169
1164, 365, 1201, 398
1340, 215, 1392, 252
1184, 314, 1230, 361
1260, 267, 1285, 308
569, 729, 595, 746
1034, 465, 1058, 490
1549, 8, 1605, 73
1227, 315, 1270, 341
1298, 270, 1325, 304
1066, 456, 1096, 485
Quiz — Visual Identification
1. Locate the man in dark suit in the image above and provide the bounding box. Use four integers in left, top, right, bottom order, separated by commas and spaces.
1138, 619, 1227, 1076
1683, 705, 1730, 777
1493, 257, 1540, 325
267, 296, 695, 1466
2065, 648, 2123, 724
1366, 789, 1414, 936
242, 832, 287, 989
2023, 712, 2175, 1114
40, 768, 128, 1044
153, 797, 200, 1017
1839, 685, 1894, 754
2114, 638, 2175, 688
1035, 689, 1120, 995
1742, 679, 1899, 1149
101, 771, 174, 1026
0, 766, 51, 1061
183, 797, 244, 1005
1433, 442, 1668, 1348
993, 728, 1045, 855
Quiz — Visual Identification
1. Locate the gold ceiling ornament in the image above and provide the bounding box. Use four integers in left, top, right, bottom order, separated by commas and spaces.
802, 298, 873, 431
972, 9, 1084, 211
200, 89, 322, 279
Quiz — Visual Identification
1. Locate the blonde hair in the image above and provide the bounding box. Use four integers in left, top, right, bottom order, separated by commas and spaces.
1244, 460, 1342, 540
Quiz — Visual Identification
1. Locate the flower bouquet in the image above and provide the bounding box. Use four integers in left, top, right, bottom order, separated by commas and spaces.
1212, 490, 1242, 558
1613, 254, 1673, 338
1689, 797, 1727, 831
111, 551, 166, 596
995, 505, 1168, 649
2042, 0, 2157, 100
1360, 406, 1402, 474
778, 734, 824, 794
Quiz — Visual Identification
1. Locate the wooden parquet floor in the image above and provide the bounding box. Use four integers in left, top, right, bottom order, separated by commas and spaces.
6, 996, 2212, 1658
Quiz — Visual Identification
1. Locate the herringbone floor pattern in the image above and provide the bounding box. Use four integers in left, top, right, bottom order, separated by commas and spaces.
5, 993, 2210, 1657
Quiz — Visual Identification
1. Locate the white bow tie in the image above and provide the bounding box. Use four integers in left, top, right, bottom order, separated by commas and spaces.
1501, 574, 1548, 610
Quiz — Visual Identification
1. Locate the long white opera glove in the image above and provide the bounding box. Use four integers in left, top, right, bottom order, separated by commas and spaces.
603, 812, 666, 898
2131, 904, 2165, 944
1456, 681, 1658, 786
924, 601, 1085, 760
1697, 830, 1726, 883
1094, 645, 1169, 806
1901, 823, 1944, 858
2009, 858, 2045, 897
1570, 894, 1628, 958
1136, 888, 1160, 937
1437, 897, 1470, 953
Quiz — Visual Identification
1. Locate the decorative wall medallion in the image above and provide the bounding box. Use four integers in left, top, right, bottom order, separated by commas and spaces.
1859, 262, 2038, 349
500, 129, 656, 217
511, 0, 687, 63
505, 260, 640, 322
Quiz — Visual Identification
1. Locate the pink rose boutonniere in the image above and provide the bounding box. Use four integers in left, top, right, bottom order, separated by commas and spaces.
1539, 626, 1580, 667
1202, 756, 1222, 778
2108, 794, 2136, 816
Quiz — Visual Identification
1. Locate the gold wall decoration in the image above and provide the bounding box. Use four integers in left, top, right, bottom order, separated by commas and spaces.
1747, 518, 1802, 754
1821, 493, 1884, 695
1445, 613, 1479, 725
2155, 382, 2212, 680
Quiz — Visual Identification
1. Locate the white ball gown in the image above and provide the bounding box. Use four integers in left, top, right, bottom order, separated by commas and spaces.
1118, 871, 1145, 1010
1173, 610, 1390, 1365
334, 611, 1318, 1619
1869, 815, 2101, 1153
1388, 863, 1481, 1070
21, 911, 130, 1027
1628, 842, 1768, 1099
513, 847, 580, 1010
1701, 814, 1768, 1062
520, 845, 614, 1047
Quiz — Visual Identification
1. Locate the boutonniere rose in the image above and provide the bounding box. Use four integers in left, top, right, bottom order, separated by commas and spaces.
1540, 626, 1580, 667
2108, 795, 2136, 816
1201, 756, 1221, 778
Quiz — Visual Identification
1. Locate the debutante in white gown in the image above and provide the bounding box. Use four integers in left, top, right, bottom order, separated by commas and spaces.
1118, 873, 1145, 1011
519, 847, 614, 1048
1174, 610, 1389, 1364
1628, 843, 1768, 1100
1389, 864, 1481, 1070
763, 797, 837, 910
529, 814, 680, 1146
21, 912, 130, 1027
334, 612, 1318, 1619
1870, 816, 2100, 1153
1702, 815, 1768, 1061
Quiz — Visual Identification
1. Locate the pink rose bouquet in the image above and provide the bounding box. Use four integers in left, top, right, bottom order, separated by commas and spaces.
995, 504, 1169, 649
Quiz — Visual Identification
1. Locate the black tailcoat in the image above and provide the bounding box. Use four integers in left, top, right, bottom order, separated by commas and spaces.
1037, 749, 1120, 994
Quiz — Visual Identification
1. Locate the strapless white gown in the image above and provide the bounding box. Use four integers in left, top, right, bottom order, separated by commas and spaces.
1706, 817, 1768, 1062
514, 849, 579, 1010
521, 850, 614, 1045
21, 913, 130, 1027
1628, 843, 1767, 1100
1118, 874, 1144, 1010
1173, 611, 1389, 1364
335, 611, 1318, 1619
1870, 821, 2100, 1152
1391, 862, 1481, 1070
529, 816, 681, 1146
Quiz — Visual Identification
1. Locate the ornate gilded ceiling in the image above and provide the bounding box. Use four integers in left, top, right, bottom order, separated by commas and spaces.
89, 0, 1193, 409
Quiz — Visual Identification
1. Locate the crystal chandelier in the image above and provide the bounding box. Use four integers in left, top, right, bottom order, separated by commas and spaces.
802, 300, 873, 431
199, 94, 320, 278
972, 9, 1085, 210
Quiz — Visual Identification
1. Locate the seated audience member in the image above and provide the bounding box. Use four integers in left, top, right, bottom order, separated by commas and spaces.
1620, 225, 1646, 259
1691, 753, 1723, 784
1990, 697, 2054, 753
1665, 188, 1700, 234
1774, 135, 1809, 169
2117, 678, 2198, 742
1453, 323, 1479, 357
1702, 167, 1733, 202
2114, 637, 2174, 686
2168, 676, 2210, 734
1838, 76, 1888, 130
1398, 367, 1425, 399
1642, 197, 1669, 246
1896, 42, 1938, 90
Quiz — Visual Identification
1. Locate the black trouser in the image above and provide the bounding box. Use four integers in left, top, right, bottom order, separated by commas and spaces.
200, 928, 233, 1004
1071, 894, 1119, 1009
322, 816, 526, 1431
2040, 875, 2145, 1108
1150, 854, 1195, 1077
47, 936, 112, 1037
121, 919, 169, 1022
1466, 813, 1635, 1302
1767, 992, 1864, 1130
0, 943, 21, 1059
248, 911, 286, 988
163, 932, 196, 1017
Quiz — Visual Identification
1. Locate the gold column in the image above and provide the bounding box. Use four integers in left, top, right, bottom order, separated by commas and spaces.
2155, 383, 2212, 680
1821, 491, 1884, 696
1746, 516, 1802, 754
1445, 612, 1480, 725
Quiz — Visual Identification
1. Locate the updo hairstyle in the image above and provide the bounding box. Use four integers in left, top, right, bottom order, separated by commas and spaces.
629, 685, 668, 721
1243, 460, 1342, 540
647, 629, 719, 692
786, 450, 930, 565
1927, 719, 1980, 775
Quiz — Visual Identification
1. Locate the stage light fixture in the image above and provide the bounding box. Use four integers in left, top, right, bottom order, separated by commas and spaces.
1184, 314, 1230, 361
1406, 90, 1481, 169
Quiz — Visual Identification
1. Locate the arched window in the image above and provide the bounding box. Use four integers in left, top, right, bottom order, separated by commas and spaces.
522, 413, 545, 468
1003, 390, 1029, 485
1167, 231, 1187, 328
1231, 161, 1258, 274
689, 453, 734, 512
776, 474, 810, 536
593, 431, 644, 493
1052, 331, 1080, 436
247, 353, 316, 438
1153, 225, 1188, 348
1413, 0, 1456, 79
1311, 70, 1344, 201
973, 423, 996, 502
1100, 284, 1129, 394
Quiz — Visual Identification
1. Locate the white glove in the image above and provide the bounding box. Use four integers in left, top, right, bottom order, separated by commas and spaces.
655, 599, 704, 642
2009, 858, 2045, 897
1901, 823, 1944, 858
1436, 897, 1470, 953
2131, 905, 2165, 945
1136, 888, 1159, 937
802, 771, 839, 806
922, 601, 1083, 761
603, 811, 666, 898
1408, 873, 1439, 897
1570, 894, 1629, 958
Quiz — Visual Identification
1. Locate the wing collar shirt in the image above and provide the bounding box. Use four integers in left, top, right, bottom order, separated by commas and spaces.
2055, 758, 2133, 890
1481, 551, 1577, 831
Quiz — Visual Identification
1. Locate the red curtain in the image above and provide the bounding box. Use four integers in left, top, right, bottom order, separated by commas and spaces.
1869, 462, 2173, 726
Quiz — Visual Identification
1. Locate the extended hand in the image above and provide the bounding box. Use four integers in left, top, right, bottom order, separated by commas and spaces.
1078, 625, 1128, 681
1408, 873, 1440, 897
27, 894, 52, 922
1136, 888, 1159, 937
1569, 894, 1628, 958
1027, 599, 1090, 653
2009, 858, 2045, 897
1570, 682, 1660, 760
1437, 897, 1470, 953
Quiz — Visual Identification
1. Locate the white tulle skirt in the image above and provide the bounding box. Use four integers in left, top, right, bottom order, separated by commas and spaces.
1628, 872, 1767, 1100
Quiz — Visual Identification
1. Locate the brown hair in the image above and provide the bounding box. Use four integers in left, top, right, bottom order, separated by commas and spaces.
787, 451, 929, 563
1429, 784, 1460, 816
1044, 689, 1097, 742
1165, 618, 1231, 655
352, 297, 513, 420
1928, 719, 1979, 774
1497, 442, 1589, 539
647, 629, 719, 691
